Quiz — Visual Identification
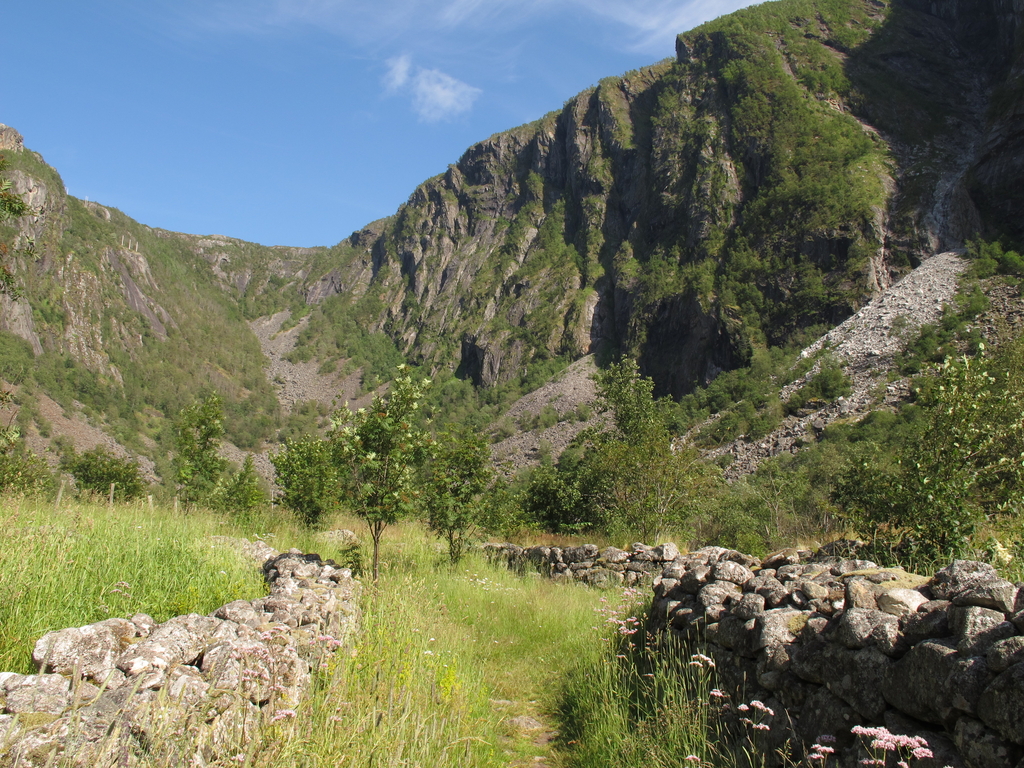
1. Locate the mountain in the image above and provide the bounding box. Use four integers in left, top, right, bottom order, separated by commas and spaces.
281, 0, 1022, 399
1, 0, 1022, 477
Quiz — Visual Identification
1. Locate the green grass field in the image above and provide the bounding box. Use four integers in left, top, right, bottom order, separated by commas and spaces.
0, 498, 749, 768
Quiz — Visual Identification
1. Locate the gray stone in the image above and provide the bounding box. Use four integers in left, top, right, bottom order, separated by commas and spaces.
835, 608, 900, 653
581, 567, 624, 588
678, 564, 712, 594
790, 636, 830, 684
776, 564, 806, 582
562, 544, 599, 564
32, 622, 129, 685
795, 686, 861, 745
4, 674, 71, 715
797, 580, 829, 600
698, 580, 741, 610
215, 599, 264, 627
652, 543, 680, 561
844, 578, 878, 610
952, 580, 1017, 614
824, 645, 891, 720
976, 662, 1024, 744
877, 587, 929, 617
1012, 609, 1024, 634
949, 656, 994, 715
751, 574, 789, 608
832, 559, 879, 575
881, 639, 958, 724
931, 560, 1000, 601
986, 636, 1024, 673
717, 615, 758, 657
712, 560, 754, 586
901, 603, 952, 644
654, 577, 679, 598
955, 716, 1021, 768
949, 605, 1015, 656
762, 549, 802, 569
599, 546, 630, 564
753, 608, 803, 651
732, 592, 766, 620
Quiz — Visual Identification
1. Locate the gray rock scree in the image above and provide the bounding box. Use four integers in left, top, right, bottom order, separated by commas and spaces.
0, 540, 359, 767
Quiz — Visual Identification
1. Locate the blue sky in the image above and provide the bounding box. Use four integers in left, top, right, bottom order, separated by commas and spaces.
3, 0, 754, 247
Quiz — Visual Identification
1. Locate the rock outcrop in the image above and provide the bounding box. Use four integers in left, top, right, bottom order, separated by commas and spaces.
0, 542, 359, 767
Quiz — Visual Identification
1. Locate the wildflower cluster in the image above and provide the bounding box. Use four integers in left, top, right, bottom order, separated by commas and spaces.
737, 699, 774, 732
851, 725, 933, 767
593, 588, 646, 639
808, 735, 836, 763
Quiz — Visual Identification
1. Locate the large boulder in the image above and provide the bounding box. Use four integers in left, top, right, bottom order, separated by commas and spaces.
976, 662, 1024, 744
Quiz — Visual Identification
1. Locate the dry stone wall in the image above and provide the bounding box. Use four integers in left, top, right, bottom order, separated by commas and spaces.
481, 541, 683, 587
486, 540, 1024, 768
0, 539, 359, 767
652, 546, 1024, 768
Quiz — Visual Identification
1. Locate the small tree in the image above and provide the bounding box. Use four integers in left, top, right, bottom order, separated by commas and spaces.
271, 436, 341, 526
595, 358, 661, 446
588, 358, 720, 541
330, 367, 433, 580
836, 341, 1024, 565
173, 394, 228, 508
424, 428, 493, 564
64, 446, 146, 501
216, 454, 269, 517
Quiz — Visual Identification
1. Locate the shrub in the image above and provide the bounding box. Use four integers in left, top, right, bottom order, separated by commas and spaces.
64, 446, 147, 501
0, 449, 53, 497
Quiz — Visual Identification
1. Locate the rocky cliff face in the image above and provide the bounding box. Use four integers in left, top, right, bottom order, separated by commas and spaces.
287, 0, 1023, 398
3, 0, 1022, 470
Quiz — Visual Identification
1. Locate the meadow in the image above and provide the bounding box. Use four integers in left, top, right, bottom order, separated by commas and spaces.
0, 498, 746, 767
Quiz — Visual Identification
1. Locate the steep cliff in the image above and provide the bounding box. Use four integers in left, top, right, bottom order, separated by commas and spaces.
3, 0, 1022, 472
285, 0, 1022, 398
0, 135, 318, 463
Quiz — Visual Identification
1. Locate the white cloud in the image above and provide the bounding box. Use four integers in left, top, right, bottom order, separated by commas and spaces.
384, 54, 412, 91
566, 0, 757, 51
188, 0, 758, 57
411, 68, 482, 122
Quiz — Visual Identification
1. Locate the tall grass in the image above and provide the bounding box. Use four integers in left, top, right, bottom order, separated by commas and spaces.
244, 524, 611, 767
0, 498, 348, 674
0, 500, 750, 768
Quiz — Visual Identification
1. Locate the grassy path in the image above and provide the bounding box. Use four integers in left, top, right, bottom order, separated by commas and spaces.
258, 527, 616, 767
0, 503, 713, 767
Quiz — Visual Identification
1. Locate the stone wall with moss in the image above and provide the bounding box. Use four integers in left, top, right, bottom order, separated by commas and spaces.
653, 545, 1024, 768
0, 541, 359, 767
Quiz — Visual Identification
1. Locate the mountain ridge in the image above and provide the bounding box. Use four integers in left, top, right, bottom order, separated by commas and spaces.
1, 0, 1022, 481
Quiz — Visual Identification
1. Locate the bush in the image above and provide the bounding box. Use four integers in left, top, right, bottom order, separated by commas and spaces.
271, 437, 341, 527
0, 449, 53, 497
64, 446, 147, 501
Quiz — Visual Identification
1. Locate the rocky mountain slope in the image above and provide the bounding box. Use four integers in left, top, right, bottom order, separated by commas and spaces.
278, 0, 1023, 399
1, 0, 1022, 480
